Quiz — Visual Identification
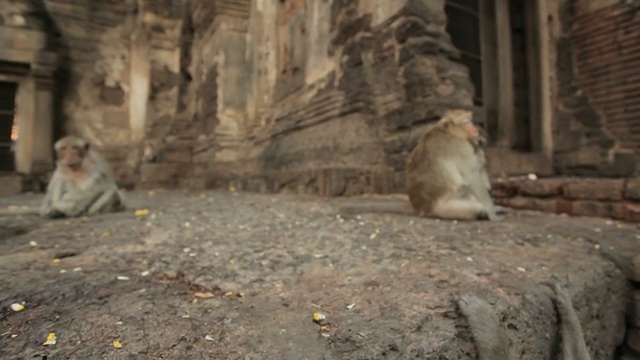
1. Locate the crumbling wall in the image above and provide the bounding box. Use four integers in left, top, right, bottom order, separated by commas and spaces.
230, 0, 475, 195
553, 0, 640, 177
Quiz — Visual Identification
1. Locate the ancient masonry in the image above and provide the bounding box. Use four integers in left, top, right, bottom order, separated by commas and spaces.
492, 177, 640, 223
625, 255, 640, 359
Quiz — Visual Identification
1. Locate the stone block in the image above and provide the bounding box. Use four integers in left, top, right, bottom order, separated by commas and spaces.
625, 177, 640, 201
628, 327, 640, 354
490, 181, 519, 198
516, 178, 568, 197
163, 149, 192, 163
494, 196, 534, 210
562, 179, 625, 201
570, 200, 624, 219
555, 199, 574, 215
494, 197, 557, 213
177, 178, 206, 190
0, 175, 22, 196
139, 163, 191, 183
103, 110, 129, 128
621, 203, 640, 222
619, 347, 640, 360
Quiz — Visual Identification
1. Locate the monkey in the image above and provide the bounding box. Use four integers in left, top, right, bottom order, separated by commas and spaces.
406, 109, 501, 220
457, 283, 591, 360
39, 135, 126, 218
141, 140, 163, 163
336, 110, 504, 221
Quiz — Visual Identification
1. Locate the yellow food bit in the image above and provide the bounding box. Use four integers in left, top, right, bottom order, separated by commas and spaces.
313, 312, 326, 322
134, 209, 150, 216
52, 258, 61, 265
229, 186, 237, 192
43, 332, 57, 346
59, 269, 67, 274
148, 191, 156, 196
194, 292, 214, 299
10, 303, 25, 312
113, 340, 123, 349
225, 291, 234, 297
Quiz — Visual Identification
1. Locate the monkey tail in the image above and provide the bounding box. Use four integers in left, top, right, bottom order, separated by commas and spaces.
457, 294, 513, 360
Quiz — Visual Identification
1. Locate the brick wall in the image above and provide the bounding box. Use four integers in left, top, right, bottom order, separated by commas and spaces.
554, 2, 640, 176
492, 177, 640, 222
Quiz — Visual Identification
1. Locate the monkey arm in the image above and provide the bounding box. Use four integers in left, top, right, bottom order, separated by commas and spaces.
53, 171, 111, 217
40, 172, 66, 217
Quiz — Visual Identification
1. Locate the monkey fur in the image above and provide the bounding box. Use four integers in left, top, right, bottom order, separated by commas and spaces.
39, 135, 126, 218
406, 109, 502, 220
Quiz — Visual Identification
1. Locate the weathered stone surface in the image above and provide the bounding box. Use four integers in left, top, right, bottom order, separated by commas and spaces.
626, 177, 640, 201
562, 179, 625, 201
0, 191, 634, 359
0, 175, 22, 196
628, 327, 640, 354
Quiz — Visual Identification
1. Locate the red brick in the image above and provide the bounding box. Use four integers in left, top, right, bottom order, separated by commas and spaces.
496, 197, 561, 213
516, 178, 569, 197
555, 199, 574, 215
495, 196, 532, 209
529, 198, 558, 212
490, 181, 519, 198
618, 202, 640, 222
562, 179, 625, 201
624, 177, 640, 201
570, 200, 622, 219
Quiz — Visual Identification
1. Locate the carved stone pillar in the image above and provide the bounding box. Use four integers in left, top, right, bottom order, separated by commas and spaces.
31, 65, 56, 173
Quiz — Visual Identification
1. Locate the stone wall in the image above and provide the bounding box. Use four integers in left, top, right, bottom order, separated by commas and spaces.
492, 177, 640, 223
3, 0, 639, 203
553, 0, 640, 177
230, 0, 475, 195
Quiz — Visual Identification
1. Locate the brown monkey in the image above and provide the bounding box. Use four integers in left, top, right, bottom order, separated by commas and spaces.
141, 139, 164, 163
406, 109, 500, 220
39, 135, 126, 218
457, 283, 591, 360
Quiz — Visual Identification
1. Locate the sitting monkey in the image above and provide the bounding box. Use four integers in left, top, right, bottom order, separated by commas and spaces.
337, 110, 502, 221
40, 135, 126, 218
406, 109, 501, 220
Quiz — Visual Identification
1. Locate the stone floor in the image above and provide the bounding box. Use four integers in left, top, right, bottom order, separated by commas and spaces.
0, 190, 639, 359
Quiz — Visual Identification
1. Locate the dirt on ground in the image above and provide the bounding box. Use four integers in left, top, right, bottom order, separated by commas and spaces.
0, 190, 638, 360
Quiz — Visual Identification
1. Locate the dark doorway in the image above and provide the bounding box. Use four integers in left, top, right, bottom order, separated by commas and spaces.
445, 0, 541, 152
445, 0, 483, 107
0, 81, 18, 172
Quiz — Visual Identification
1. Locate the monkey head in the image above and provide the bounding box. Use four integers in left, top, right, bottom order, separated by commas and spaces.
440, 109, 479, 140
54, 135, 89, 170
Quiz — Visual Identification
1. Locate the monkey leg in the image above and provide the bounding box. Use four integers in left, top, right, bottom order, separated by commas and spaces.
86, 187, 126, 215
551, 283, 591, 360
457, 294, 513, 360
431, 198, 488, 221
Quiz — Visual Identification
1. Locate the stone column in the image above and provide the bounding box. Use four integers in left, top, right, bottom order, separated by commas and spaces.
30, 65, 55, 173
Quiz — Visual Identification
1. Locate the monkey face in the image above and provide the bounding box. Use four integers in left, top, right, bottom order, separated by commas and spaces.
58, 145, 85, 167
461, 118, 480, 139
54, 136, 90, 168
